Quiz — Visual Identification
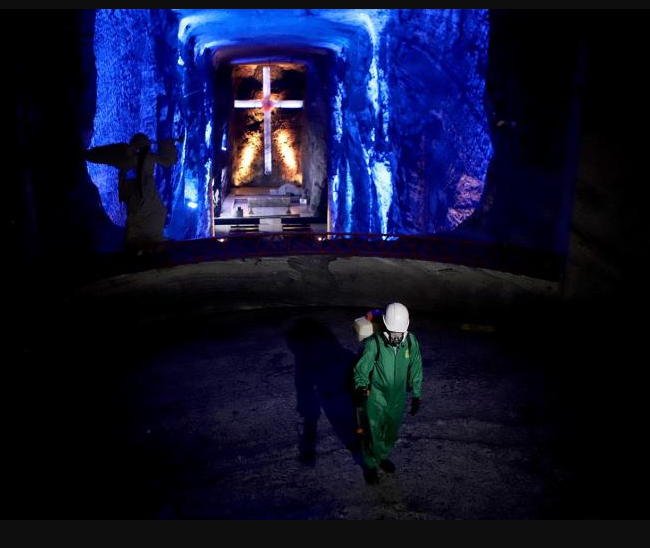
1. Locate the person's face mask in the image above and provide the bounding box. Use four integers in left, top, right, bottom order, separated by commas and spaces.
387, 331, 404, 346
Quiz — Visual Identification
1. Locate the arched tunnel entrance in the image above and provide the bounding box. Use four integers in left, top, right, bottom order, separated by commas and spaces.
87, 9, 497, 244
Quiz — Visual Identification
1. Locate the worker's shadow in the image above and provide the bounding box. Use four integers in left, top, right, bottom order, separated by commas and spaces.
287, 318, 362, 467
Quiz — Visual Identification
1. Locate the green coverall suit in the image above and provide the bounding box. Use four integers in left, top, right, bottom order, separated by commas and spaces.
353, 332, 423, 469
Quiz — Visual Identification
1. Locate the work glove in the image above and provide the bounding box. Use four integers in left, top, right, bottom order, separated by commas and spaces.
353, 387, 369, 407
410, 397, 420, 416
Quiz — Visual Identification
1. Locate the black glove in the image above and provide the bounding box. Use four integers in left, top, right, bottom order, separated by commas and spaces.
410, 397, 420, 416
353, 387, 369, 407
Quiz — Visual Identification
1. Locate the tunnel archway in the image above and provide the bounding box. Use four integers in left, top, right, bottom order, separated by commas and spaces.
88, 9, 495, 243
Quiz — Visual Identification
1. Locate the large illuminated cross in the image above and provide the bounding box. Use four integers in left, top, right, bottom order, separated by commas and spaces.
234, 66, 303, 175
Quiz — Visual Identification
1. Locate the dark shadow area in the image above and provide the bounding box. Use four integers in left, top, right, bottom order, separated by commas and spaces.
287, 318, 360, 467
460, 10, 582, 257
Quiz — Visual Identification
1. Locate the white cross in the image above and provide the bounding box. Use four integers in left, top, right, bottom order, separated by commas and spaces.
234, 66, 303, 175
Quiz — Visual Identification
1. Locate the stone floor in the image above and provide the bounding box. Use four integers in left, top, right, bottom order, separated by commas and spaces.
6, 292, 649, 518
11, 306, 577, 518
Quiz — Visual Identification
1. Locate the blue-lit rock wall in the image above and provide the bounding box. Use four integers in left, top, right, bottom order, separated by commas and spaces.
388, 9, 493, 234
89, 9, 213, 241
328, 9, 492, 235
89, 9, 161, 227
165, 42, 214, 240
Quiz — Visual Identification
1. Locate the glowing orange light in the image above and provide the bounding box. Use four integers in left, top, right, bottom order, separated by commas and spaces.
275, 129, 299, 180
234, 66, 303, 175
234, 132, 261, 186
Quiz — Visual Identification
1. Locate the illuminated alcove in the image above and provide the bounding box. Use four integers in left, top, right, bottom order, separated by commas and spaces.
210, 48, 332, 231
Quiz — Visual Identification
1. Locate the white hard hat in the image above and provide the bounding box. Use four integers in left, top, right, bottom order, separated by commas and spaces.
383, 302, 410, 332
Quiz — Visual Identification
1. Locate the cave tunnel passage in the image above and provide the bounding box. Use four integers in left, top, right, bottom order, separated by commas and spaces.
89, 9, 497, 244
7, 9, 650, 520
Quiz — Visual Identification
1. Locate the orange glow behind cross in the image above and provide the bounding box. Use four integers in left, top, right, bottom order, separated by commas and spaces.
234, 66, 303, 175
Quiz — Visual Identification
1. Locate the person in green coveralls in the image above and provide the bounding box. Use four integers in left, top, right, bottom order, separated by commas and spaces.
353, 302, 423, 484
